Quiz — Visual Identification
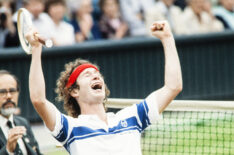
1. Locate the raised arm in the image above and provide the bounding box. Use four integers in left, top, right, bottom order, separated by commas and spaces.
147, 21, 183, 113
26, 29, 57, 131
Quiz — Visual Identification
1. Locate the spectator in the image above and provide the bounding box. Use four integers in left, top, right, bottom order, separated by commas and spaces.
213, 0, 234, 29
119, 0, 155, 37
70, 0, 102, 42
99, 0, 128, 39
180, 0, 224, 34
0, 70, 42, 155
45, 0, 75, 46
92, 0, 102, 21
145, 0, 184, 35
13, 0, 54, 39
0, 0, 19, 48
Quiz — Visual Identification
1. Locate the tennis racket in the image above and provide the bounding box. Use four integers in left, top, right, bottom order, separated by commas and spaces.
17, 8, 53, 54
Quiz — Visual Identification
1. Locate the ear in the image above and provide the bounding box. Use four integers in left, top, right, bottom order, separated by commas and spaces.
70, 88, 79, 98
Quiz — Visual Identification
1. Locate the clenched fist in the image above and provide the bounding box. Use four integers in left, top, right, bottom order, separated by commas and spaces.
150, 21, 173, 40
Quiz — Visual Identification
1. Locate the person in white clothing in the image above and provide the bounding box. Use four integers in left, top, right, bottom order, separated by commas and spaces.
180, 0, 224, 34
12, 0, 54, 39
45, 0, 75, 46
145, 0, 184, 35
213, 0, 234, 30
119, 0, 155, 36
26, 20, 182, 154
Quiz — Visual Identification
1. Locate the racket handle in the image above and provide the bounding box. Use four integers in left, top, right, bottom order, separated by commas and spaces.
35, 34, 53, 48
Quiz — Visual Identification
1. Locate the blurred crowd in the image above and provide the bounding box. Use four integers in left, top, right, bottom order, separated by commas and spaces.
0, 0, 234, 48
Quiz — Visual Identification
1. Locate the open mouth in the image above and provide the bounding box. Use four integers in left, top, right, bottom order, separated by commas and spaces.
91, 82, 102, 91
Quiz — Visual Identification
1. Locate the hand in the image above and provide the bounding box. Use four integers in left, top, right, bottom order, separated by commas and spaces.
150, 21, 173, 40
7, 126, 26, 153
25, 28, 42, 48
80, 14, 93, 37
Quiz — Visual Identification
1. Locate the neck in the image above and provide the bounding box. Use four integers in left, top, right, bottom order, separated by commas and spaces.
80, 102, 107, 124
53, 19, 60, 25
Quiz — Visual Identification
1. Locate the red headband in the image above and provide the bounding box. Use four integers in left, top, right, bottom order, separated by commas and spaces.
66, 64, 99, 88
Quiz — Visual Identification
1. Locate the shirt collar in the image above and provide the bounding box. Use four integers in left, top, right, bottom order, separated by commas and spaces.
0, 114, 13, 127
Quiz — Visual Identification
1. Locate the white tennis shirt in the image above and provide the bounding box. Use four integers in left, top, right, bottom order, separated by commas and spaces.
49, 97, 160, 155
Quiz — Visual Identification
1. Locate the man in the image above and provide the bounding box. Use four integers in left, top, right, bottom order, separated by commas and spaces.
26, 20, 182, 154
45, 0, 75, 46
13, 0, 54, 39
0, 70, 42, 155
145, 0, 184, 35
180, 0, 224, 34
119, 0, 155, 36
213, 0, 234, 29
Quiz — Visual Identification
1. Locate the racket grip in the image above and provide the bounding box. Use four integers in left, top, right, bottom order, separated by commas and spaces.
35, 34, 53, 48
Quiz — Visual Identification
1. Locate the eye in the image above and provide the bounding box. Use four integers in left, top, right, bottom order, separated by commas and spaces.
0, 89, 7, 94
84, 72, 91, 77
9, 88, 18, 93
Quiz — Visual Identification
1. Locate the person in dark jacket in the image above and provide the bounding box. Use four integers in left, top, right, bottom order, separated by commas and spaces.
0, 70, 42, 155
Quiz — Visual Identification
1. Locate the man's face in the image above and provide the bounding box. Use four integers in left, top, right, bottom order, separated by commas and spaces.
48, 3, 66, 22
103, 0, 119, 18
190, 0, 205, 14
26, 0, 44, 18
76, 68, 105, 104
0, 74, 19, 117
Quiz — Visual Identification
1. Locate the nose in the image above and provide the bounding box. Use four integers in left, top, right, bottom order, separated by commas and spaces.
93, 74, 100, 80
6, 91, 13, 98
92, 71, 100, 80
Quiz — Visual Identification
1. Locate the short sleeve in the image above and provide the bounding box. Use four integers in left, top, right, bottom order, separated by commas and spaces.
145, 93, 162, 124
48, 110, 69, 144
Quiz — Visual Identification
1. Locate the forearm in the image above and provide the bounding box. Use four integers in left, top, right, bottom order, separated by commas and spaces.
162, 37, 182, 91
29, 46, 46, 104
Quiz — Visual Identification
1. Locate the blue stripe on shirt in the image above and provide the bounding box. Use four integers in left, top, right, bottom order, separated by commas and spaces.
136, 100, 150, 130
66, 116, 141, 147
55, 114, 69, 142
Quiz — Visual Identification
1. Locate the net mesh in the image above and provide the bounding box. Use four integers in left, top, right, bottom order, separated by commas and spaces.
107, 99, 234, 155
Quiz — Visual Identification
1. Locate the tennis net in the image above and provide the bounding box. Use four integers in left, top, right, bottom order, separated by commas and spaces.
107, 99, 234, 155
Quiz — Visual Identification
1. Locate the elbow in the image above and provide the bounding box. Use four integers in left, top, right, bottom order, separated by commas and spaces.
175, 79, 183, 93
176, 81, 183, 94
166, 81, 183, 94
177, 84, 183, 93
171, 84, 183, 94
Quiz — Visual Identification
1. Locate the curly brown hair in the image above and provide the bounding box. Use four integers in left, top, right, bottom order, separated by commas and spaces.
55, 58, 110, 118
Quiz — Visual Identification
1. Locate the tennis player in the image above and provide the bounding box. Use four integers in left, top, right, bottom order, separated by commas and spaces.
26, 20, 182, 155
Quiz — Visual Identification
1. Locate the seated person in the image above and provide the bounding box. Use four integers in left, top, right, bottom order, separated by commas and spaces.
99, 0, 129, 39
180, 0, 224, 34
145, 0, 184, 35
213, 0, 234, 29
0, 0, 19, 48
70, 0, 102, 42
12, 0, 54, 39
45, 0, 75, 46
119, 0, 155, 37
